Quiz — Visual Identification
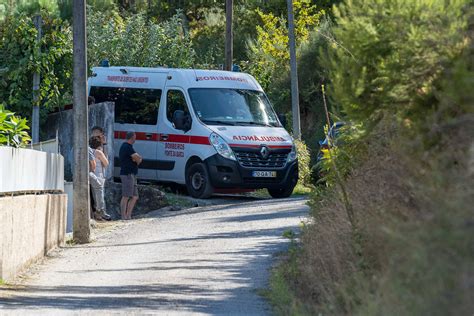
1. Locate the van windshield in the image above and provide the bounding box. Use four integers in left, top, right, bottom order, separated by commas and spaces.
188, 88, 281, 127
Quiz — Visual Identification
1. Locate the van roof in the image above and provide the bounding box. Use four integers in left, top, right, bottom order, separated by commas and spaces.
90, 66, 263, 91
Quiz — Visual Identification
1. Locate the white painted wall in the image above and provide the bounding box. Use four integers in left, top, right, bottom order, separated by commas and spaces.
31, 137, 59, 155
0, 146, 64, 193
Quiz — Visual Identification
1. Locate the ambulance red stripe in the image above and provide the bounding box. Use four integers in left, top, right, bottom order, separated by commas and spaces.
190, 135, 211, 145
165, 134, 189, 143
114, 131, 210, 145
114, 131, 290, 148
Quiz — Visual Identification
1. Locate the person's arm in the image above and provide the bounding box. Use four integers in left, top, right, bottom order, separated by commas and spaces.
95, 149, 109, 168
89, 159, 96, 172
131, 153, 142, 165
100, 134, 107, 156
101, 144, 107, 157
89, 147, 96, 172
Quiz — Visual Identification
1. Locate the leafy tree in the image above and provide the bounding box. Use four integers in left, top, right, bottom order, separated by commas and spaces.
87, 10, 196, 69
57, 0, 117, 20
0, 12, 72, 117
244, 0, 326, 153
324, 0, 469, 127
189, 7, 225, 67
246, 0, 324, 89
274, 19, 336, 150
0, 0, 59, 19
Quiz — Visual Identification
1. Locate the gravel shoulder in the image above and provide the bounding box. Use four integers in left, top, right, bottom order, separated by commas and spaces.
0, 196, 309, 315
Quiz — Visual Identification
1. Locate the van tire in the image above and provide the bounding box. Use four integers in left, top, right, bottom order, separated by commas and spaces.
267, 186, 294, 199
186, 163, 214, 199
268, 167, 298, 198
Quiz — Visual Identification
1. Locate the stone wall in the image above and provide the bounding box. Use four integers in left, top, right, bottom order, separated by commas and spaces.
0, 194, 67, 282
43, 102, 115, 181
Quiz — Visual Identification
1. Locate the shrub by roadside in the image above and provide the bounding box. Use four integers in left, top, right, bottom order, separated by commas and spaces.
266, 0, 473, 314
294, 139, 312, 188
269, 117, 474, 315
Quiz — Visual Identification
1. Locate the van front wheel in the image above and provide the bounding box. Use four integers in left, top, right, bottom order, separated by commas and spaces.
185, 163, 214, 199
267, 186, 294, 198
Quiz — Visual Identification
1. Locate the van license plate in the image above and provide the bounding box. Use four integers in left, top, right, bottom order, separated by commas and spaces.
252, 171, 277, 178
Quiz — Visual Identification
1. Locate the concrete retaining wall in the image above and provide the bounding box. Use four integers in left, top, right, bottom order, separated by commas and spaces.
0, 194, 67, 282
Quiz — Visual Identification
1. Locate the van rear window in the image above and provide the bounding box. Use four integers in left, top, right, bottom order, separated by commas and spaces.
89, 86, 161, 125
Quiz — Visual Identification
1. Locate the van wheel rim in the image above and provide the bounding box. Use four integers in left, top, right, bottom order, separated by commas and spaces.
191, 172, 204, 190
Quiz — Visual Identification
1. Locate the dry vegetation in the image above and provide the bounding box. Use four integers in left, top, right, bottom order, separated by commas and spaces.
266, 1, 473, 314
268, 117, 474, 315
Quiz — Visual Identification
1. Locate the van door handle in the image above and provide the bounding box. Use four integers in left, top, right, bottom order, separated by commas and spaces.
160, 134, 169, 141
145, 133, 153, 140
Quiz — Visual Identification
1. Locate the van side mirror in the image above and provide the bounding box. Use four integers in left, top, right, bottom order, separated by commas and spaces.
172, 110, 192, 132
278, 113, 287, 128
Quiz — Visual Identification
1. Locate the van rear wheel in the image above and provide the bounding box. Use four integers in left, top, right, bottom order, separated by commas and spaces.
185, 163, 214, 199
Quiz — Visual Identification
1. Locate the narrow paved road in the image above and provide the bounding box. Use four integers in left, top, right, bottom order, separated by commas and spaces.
0, 196, 308, 315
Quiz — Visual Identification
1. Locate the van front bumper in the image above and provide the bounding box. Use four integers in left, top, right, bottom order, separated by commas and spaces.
204, 154, 298, 189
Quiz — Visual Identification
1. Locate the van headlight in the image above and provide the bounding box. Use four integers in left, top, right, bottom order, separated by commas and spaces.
287, 143, 297, 162
210, 133, 236, 161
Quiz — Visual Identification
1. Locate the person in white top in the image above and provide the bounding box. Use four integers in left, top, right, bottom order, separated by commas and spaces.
89, 136, 111, 220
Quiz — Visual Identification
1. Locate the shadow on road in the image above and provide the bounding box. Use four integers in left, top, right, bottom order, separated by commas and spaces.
0, 196, 309, 314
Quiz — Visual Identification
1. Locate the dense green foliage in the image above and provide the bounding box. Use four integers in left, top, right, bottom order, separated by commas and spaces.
246, 0, 323, 91
318, 0, 472, 186
87, 10, 196, 69
268, 20, 336, 151
0, 12, 72, 114
0, 106, 31, 147
326, 0, 469, 127
294, 139, 312, 187
267, 0, 474, 314
0, 0, 60, 18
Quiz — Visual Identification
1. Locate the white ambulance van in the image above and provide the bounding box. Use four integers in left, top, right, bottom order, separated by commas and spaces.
88, 66, 298, 199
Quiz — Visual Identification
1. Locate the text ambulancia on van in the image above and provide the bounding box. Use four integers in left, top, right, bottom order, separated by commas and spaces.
88, 66, 298, 199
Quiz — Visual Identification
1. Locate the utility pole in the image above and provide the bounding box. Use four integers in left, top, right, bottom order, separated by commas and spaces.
287, 0, 301, 140
225, 0, 233, 71
32, 15, 42, 144
73, 0, 90, 244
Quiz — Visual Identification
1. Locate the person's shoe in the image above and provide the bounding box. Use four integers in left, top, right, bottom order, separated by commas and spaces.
97, 210, 112, 221
93, 212, 104, 221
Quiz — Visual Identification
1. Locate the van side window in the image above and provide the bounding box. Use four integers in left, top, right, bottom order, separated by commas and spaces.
166, 90, 188, 124
89, 86, 161, 125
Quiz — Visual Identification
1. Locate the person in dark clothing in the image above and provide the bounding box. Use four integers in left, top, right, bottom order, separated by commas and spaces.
119, 131, 142, 220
